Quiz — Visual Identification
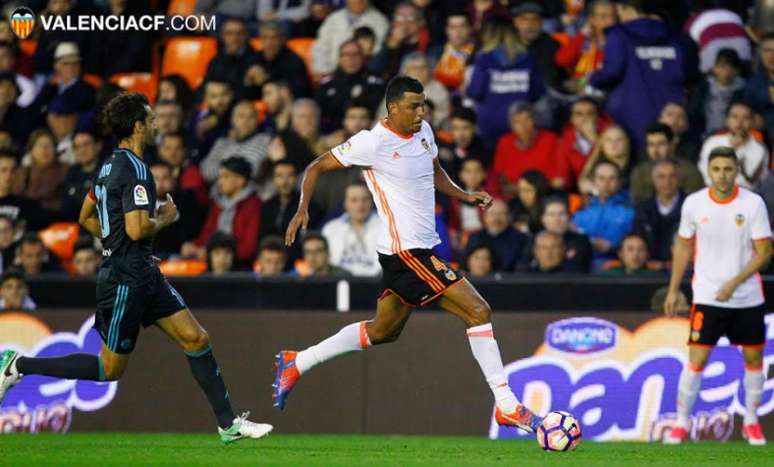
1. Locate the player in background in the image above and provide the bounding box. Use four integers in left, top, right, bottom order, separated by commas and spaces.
664, 146, 772, 446
273, 76, 543, 433
0, 93, 272, 444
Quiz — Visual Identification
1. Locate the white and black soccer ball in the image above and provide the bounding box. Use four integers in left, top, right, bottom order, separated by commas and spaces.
536, 411, 582, 452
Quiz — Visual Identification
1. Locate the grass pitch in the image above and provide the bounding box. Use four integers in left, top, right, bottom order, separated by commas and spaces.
0, 433, 772, 466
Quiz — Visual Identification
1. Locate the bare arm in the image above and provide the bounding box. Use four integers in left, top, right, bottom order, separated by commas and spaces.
432, 158, 492, 208
716, 238, 773, 301
284, 152, 343, 245
664, 236, 694, 316
78, 194, 102, 238
124, 194, 178, 241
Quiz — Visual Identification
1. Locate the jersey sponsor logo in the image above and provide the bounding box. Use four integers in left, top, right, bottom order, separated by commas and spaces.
735, 214, 745, 226
133, 185, 149, 206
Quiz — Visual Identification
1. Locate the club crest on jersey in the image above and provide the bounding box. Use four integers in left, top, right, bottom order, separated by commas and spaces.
421, 138, 431, 153
133, 185, 149, 206
337, 140, 352, 155
735, 214, 745, 226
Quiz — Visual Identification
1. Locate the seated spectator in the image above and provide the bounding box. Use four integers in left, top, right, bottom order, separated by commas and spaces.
185, 157, 261, 266
15, 233, 59, 275
659, 102, 699, 162
437, 107, 492, 184
466, 0, 509, 36
243, 20, 311, 100
430, 12, 475, 92
13, 129, 67, 212
369, 2, 430, 81
687, 48, 745, 138
537, 196, 592, 273
697, 102, 768, 188
0, 43, 37, 108
268, 99, 326, 176
490, 103, 561, 197
633, 159, 684, 264
315, 40, 385, 134
72, 237, 99, 276
311, 0, 389, 77
151, 162, 203, 258
467, 16, 544, 140
201, 100, 271, 183
465, 199, 528, 272
511, 2, 565, 92
629, 123, 703, 204
685, 6, 751, 74
0, 151, 47, 231
158, 132, 208, 208
85, 0, 152, 77
203, 17, 259, 94
61, 128, 101, 221
260, 160, 321, 250
0, 267, 35, 311
601, 233, 660, 276
0, 215, 15, 270
157, 75, 195, 120
261, 80, 294, 134
447, 158, 487, 247
153, 100, 185, 146
353, 26, 377, 61
555, 97, 609, 192
0, 72, 30, 149
322, 183, 380, 277
190, 79, 235, 162
297, 232, 350, 278
206, 231, 237, 275
573, 161, 634, 265
577, 125, 631, 195
650, 285, 689, 314
45, 94, 79, 165
509, 170, 549, 234
527, 231, 569, 274
743, 33, 774, 143
254, 235, 288, 276
465, 244, 496, 278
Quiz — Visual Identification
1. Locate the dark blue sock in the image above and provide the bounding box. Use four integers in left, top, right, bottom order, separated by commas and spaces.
16, 354, 105, 381
186, 346, 235, 429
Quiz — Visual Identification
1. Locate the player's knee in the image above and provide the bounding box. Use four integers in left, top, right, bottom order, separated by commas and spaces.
743, 352, 763, 369
179, 327, 210, 353
468, 302, 491, 327
101, 360, 125, 381
367, 326, 399, 345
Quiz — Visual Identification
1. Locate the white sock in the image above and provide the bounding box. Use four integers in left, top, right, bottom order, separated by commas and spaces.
467, 323, 518, 413
295, 321, 370, 374
676, 364, 702, 428
744, 368, 764, 425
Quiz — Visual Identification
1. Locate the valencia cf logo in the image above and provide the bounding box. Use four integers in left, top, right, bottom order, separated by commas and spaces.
735, 213, 745, 226
421, 138, 431, 153
10, 7, 35, 40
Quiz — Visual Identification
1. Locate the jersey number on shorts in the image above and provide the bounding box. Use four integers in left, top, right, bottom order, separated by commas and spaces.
94, 185, 110, 238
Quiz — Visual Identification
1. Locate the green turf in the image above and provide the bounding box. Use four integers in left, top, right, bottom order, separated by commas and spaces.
0, 434, 772, 466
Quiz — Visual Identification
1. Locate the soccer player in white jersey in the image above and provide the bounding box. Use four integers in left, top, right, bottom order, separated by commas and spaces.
272, 76, 543, 432
664, 146, 772, 445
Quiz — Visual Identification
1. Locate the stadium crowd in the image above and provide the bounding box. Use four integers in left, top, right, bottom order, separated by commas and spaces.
0, 0, 773, 296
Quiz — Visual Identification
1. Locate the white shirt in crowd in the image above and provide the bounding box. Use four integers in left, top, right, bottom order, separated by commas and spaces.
322, 212, 381, 277
311, 6, 389, 75
697, 134, 769, 188
678, 186, 772, 308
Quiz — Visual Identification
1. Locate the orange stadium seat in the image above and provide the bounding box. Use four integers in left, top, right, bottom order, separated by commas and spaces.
167, 0, 196, 16
81, 73, 103, 89
253, 100, 267, 122
161, 36, 218, 90
159, 259, 208, 276
38, 222, 80, 261
286, 37, 315, 79
249, 38, 263, 51
110, 73, 158, 102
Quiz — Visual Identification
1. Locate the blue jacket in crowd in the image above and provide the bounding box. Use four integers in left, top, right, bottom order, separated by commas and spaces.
466, 47, 545, 140
573, 191, 634, 259
589, 18, 685, 146
743, 71, 774, 131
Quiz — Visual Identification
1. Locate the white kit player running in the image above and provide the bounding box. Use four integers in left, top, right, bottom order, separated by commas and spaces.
664, 146, 772, 446
272, 76, 543, 433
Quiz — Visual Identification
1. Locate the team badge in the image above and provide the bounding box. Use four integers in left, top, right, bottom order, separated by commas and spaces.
10, 7, 35, 39
133, 185, 149, 206
337, 140, 352, 155
735, 213, 745, 226
690, 331, 700, 342
421, 138, 431, 153
445, 269, 457, 281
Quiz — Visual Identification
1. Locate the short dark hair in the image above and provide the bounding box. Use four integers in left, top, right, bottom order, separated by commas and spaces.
19, 232, 43, 248
259, 235, 286, 254
344, 99, 372, 119
103, 92, 150, 141
708, 146, 738, 164
1, 267, 26, 286
451, 107, 477, 124
593, 159, 621, 178
73, 127, 99, 141
150, 160, 173, 172
572, 96, 600, 113
353, 26, 375, 41
302, 231, 328, 251
273, 159, 296, 174
645, 122, 674, 142
651, 157, 679, 174
728, 100, 752, 115
619, 233, 647, 251
460, 157, 484, 170
760, 32, 774, 44
385, 75, 424, 107
715, 48, 741, 69
73, 237, 97, 255
161, 131, 186, 147
540, 194, 569, 217
206, 231, 237, 253
464, 243, 499, 271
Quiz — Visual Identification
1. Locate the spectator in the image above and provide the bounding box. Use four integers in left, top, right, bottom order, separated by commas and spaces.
61, 128, 101, 221
629, 123, 703, 204
430, 12, 475, 92
577, 125, 631, 195
195, 0, 259, 20
510, 170, 549, 234
201, 100, 271, 183
353, 26, 377, 61
260, 160, 321, 245
375, 52, 449, 126
262, 80, 294, 133
271, 99, 326, 174
13, 129, 67, 212
447, 158, 487, 245
511, 2, 565, 92
45, 94, 78, 165
158, 132, 208, 208
685, 6, 751, 74
31, 42, 95, 127
190, 79, 234, 161
297, 232, 350, 277
295, 0, 333, 38
465, 244, 496, 278
15, 233, 58, 275
743, 33, 774, 143
555, 97, 609, 192
0, 152, 46, 231
649, 285, 689, 314
151, 162, 203, 258
322, 183, 380, 277
555, 0, 617, 90
588, 0, 686, 147
0, 43, 36, 108
0, 215, 15, 270
633, 158, 684, 264
573, 161, 634, 265
153, 100, 185, 146
490, 103, 562, 197
467, 16, 545, 140
465, 199, 528, 272
244, 20, 311, 100
466, 0, 509, 36
206, 231, 237, 275
697, 102, 768, 188
0, 268, 35, 311
85, 0, 152, 77
369, 2, 430, 80
33, 2, 87, 76
157, 75, 195, 119
538, 196, 592, 273
0, 71, 29, 150
687, 48, 745, 137
527, 231, 569, 274
437, 107, 492, 184
72, 237, 99, 277
312, 0, 389, 77
257, 0, 312, 32
600, 233, 660, 276
315, 40, 385, 134
658, 102, 698, 162
255, 235, 288, 276
186, 157, 261, 266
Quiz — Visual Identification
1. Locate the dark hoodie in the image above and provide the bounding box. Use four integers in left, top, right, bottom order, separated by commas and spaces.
589, 18, 685, 147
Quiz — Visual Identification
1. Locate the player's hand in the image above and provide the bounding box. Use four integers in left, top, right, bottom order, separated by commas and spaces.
467, 191, 493, 210
157, 194, 179, 225
715, 280, 738, 302
663, 289, 681, 317
285, 210, 309, 246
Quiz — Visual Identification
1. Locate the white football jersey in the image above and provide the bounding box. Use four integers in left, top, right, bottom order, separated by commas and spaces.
330, 119, 440, 255
678, 186, 772, 308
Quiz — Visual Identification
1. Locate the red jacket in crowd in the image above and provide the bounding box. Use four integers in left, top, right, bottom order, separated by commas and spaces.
554, 116, 612, 191
196, 191, 261, 263
489, 129, 563, 196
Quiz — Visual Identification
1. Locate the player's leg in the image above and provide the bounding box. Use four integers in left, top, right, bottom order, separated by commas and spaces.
273, 293, 412, 410
731, 304, 767, 445
436, 278, 542, 432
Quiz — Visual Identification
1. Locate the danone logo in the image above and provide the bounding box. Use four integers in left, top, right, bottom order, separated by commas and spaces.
546, 317, 617, 354
11, 7, 36, 39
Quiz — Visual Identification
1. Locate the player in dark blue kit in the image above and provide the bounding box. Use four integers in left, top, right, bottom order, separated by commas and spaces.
0, 93, 272, 444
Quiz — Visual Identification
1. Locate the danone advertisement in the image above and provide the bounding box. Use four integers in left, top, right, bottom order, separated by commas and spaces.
491, 315, 774, 442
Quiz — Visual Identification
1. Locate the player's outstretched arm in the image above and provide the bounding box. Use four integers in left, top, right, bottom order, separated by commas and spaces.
125, 194, 179, 240
432, 158, 493, 209
285, 151, 342, 246
79, 194, 102, 238
665, 236, 694, 316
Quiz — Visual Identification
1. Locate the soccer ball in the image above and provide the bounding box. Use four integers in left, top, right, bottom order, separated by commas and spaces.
536, 411, 582, 452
